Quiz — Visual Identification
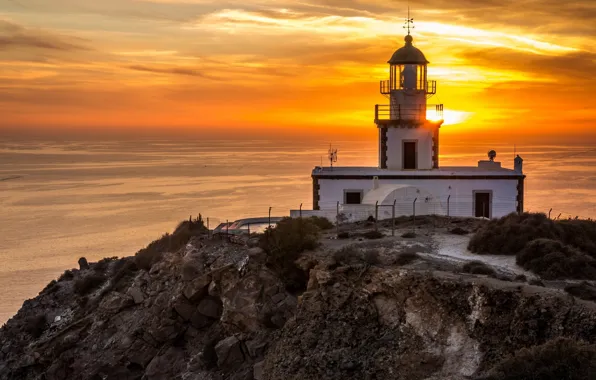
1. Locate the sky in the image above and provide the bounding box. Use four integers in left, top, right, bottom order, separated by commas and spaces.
0, 0, 595, 142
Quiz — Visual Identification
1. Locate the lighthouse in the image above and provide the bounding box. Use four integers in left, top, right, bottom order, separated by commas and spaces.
296, 23, 526, 221
376, 33, 443, 170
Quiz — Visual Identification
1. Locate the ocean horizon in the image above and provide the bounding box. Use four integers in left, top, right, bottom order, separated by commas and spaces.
1, 138, 595, 324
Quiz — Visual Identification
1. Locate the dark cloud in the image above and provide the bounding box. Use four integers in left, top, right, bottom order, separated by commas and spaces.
0, 20, 88, 51
125, 64, 220, 80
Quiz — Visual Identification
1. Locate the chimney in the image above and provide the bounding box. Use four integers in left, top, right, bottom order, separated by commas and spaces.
514, 155, 523, 173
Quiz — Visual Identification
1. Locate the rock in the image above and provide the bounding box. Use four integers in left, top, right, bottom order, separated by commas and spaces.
190, 311, 212, 329
99, 292, 134, 313
184, 274, 212, 303
215, 336, 245, 369
271, 293, 286, 304
128, 287, 144, 304
198, 297, 222, 319
173, 299, 196, 321
248, 247, 266, 261
253, 361, 264, 380
245, 338, 268, 359
78, 257, 89, 270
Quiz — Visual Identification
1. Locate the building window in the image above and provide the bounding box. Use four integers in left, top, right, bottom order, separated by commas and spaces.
344, 191, 363, 205
403, 141, 417, 169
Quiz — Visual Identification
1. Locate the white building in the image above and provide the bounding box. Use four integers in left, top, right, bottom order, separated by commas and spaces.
300, 33, 525, 221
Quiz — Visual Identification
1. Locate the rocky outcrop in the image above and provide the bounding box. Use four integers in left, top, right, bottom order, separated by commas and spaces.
1, 236, 596, 380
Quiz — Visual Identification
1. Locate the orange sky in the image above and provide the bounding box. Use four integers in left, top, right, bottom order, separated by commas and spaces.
1, 0, 595, 142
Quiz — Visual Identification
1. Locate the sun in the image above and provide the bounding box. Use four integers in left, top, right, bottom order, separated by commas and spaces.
427, 109, 472, 126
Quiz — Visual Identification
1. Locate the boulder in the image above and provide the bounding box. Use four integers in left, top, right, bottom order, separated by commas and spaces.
253, 361, 264, 380
215, 336, 245, 369
128, 287, 144, 304
78, 257, 89, 271
184, 274, 212, 303
173, 299, 196, 321
198, 297, 223, 319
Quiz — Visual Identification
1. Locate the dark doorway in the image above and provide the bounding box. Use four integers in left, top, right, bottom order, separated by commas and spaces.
475, 192, 491, 218
403, 141, 417, 169
345, 191, 362, 205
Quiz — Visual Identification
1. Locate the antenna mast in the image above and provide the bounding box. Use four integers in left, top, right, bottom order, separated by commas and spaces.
328, 144, 338, 169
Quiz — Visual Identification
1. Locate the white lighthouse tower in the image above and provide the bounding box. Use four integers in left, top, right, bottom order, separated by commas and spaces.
376, 25, 443, 170
300, 18, 526, 220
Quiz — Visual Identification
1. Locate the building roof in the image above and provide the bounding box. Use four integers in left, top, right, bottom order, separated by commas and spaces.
388, 35, 429, 65
312, 166, 524, 179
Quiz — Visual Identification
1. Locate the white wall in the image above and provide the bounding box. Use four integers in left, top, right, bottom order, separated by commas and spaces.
385, 127, 434, 170
317, 178, 519, 218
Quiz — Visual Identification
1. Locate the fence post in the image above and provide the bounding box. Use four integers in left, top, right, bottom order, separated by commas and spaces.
548, 208, 553, 219
392, 199, 396, 236
226, 219, 229, 240
207, 217, 210, 238
447, 195, 451, 217
336, 201, 340, 236
299, 203, 303, 219
375, 201, 379, 231
268, 207, 272, 229
413, 198, 418, 222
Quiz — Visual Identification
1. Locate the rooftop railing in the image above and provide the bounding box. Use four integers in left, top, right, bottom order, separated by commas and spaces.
375, 104, 444, 123
380, 80, 437, 95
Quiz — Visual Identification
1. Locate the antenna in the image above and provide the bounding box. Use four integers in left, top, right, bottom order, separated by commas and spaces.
404, 6, 414, 35
328, 144, 338, 169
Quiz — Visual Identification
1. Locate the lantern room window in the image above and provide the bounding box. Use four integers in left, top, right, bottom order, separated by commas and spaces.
390, 64, 427, 91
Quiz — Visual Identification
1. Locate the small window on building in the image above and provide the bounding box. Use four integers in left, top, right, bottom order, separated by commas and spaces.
345, 191, 362, 205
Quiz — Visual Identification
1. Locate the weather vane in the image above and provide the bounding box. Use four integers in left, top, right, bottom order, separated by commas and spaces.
403, 6, 414, 35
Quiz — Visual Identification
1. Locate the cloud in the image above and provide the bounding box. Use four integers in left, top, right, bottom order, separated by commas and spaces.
0, 20, 88, 51
125, 64, 220, 80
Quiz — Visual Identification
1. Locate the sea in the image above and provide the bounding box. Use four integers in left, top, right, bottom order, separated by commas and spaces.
1, 138, 595, 324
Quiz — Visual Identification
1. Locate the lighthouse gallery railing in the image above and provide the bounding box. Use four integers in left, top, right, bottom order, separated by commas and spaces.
375, 104, 444, 123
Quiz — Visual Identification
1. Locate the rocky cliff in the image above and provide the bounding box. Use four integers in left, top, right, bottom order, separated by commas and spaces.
1, 224, 596, 380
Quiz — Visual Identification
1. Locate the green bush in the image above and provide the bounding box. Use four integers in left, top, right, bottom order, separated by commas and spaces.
482, 338, 596, 380
74, 274, 106, 296
309, 216, 334, 230
260, 217, 321, 293
517, 239, 596, 280
462, 261, 497, 277
94, 256, 118, 272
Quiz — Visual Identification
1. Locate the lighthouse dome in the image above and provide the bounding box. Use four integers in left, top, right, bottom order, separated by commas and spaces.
388, 35, 429, 64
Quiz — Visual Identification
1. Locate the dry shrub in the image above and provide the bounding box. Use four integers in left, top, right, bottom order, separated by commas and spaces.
468, 213, 560, 255
469, 213, 596, 258
260, 217, 320, 293
462, 261, 497, 277
74, 274, 106, 296
401, 232, 417, 238
393, 252, 420, 266
363, 249, 381, 265
517, 239, 596, 280
309, 216, 334, 230
135, 217, 207, 271
58, 270, 74, 282
23, 314, 47, 338
337, 232, 350, 239
333, 246, 361, 265
449, 227, 469, 235
565, 282, 596, 302
94, 256, 118, 272
482, 338, 596, 380
363, 230, 384, 240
